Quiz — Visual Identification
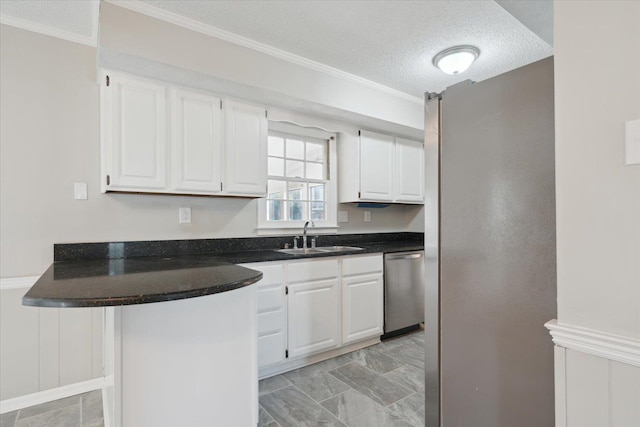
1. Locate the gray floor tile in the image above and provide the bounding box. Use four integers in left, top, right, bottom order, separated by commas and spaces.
386, 342, 425, 369
259, 374, 292, 396
328, 363, 412, 406
349, 347, 403, 374
282, 363, 325, 382
259, 405, 279, 427
0, 410, 18, 427
346, 405, 416, 427
16, 395, 80, 420
259, 386, 346, 427
15, 405, 81, 427
312, 354, 354, 371
384, 364, 425, 393
320, 388, 383, 425
285, 370, 351, 402
81, 421, 103, 427
387, 392, 426, 426
80, 391, 103, 425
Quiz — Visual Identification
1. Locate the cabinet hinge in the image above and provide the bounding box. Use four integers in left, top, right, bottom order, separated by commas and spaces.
220, 99, 222, 109
220, 182, 223, 191
358, 191, 361, 198
106, 175, 110, 186
285, 349, 289, 358
265, 110, 268, 118
106, 75, 110, 87
285, 286, 288, 295
358, 130, 361, 136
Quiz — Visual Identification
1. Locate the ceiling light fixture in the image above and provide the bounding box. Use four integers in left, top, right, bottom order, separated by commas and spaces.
433, 45, 480, 75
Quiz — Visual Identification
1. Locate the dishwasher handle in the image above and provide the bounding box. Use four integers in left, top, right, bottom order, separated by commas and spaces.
385, 253, 423, 260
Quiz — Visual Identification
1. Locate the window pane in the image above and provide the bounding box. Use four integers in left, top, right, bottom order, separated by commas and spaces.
288, 182, 307, 200
267, 200, 284, 221
268, 136, 284, 157
286, 160, 304, 178
306, 142, 324, 162
310, 184, 325, 201
289, 201, 307, 221
311, 202, 325, 221
268, 180, 286, 199
306, 162, 324, 180
268, 157, 284, 176
287, 139, 305, 160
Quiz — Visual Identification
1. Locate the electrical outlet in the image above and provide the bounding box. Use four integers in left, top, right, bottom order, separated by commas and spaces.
338, 211, 349, 223
74, 183, 88, 200
364, 210, 371, 222
179, 207, 191, 224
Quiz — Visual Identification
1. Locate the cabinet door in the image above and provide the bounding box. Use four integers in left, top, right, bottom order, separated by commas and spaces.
223, 100, 267, 196
342, 273, 383, 344
171, 89, 222, 193
395, 137, 424, 203
359, 130, 394, 201
287, 278, 340, 358
104, 73, 167, 191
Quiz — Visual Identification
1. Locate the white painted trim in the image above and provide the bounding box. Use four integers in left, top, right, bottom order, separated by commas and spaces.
554, 346, 567, 427
0, 377, 104, 414
545, 319, 640, 367
0, 13, 97, 47
0, 276, 39, 291
105, 0, 423, 106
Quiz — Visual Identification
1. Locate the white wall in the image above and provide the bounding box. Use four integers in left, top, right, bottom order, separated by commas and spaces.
553, 2, 640, 425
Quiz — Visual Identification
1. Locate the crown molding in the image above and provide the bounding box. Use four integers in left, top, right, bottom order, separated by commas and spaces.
546, 319, 640, 367
105, 0, 423, 106
0, 12, 97, 47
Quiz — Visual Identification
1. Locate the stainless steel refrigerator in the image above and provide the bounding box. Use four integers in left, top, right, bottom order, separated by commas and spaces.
424, 57, 557, 426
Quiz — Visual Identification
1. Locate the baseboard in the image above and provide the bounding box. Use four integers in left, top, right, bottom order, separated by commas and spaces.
0, 377, 104, 414
545, 319, 640, 367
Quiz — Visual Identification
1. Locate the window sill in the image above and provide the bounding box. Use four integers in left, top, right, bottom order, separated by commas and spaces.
256, 224, 339, 236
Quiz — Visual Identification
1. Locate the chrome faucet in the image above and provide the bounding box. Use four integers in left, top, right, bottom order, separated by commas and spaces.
302, 221, 315, 249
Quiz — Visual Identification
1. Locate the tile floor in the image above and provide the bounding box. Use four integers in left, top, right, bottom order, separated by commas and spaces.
259, 330, 425, 427
0, 390, 103, 427
0, 331, 424, 427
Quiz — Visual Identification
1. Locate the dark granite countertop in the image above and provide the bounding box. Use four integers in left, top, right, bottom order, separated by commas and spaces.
22, 257, 262, 308
24, 233, 423, 309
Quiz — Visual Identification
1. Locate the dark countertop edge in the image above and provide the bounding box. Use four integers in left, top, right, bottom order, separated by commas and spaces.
22, 272, 263, 308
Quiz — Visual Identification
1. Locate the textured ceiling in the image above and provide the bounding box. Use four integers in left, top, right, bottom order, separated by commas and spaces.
139, 0, 553, 96
0, 0, 99, 45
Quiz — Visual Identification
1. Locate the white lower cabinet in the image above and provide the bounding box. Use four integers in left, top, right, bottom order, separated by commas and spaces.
247, 253, 383, 375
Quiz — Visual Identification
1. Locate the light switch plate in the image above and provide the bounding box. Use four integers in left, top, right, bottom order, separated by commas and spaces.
74, 183, 87, 200
179, 207, 191, 224
625, 119, 640, 165
338, 211, 349, 223
364, 210, 371, 222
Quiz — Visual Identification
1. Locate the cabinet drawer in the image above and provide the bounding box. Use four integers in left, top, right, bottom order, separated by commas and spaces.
342, 254, 383, 276
257, 286, 284, 313
257, 310, 284, 335
258, 332, 285, 368
240, 263, 283, 288
288, 259, 339, 283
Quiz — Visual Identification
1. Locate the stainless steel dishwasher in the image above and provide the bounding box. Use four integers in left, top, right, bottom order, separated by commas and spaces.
383, 250, 425, 338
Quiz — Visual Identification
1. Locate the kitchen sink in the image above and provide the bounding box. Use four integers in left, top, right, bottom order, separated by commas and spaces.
316, 246, 364, 252
275, 246, 363, 255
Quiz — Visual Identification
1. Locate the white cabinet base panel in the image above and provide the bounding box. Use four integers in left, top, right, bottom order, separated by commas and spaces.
107, 286, 257, 427
259, 337, 380, 380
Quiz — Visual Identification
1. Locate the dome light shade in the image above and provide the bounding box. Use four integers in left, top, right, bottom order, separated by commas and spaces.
433, 45, 480, 75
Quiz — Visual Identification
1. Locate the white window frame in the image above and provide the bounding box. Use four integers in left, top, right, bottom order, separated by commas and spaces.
257, 122, 338, 234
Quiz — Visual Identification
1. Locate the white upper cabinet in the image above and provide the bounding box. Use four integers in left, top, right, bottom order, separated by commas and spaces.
395, 137, 425, 202
338, 130, 424, 204
101, 71, 267, 197
223, 100, 268, 196
102, 72, 168, 192
359, 130, 395, 202
171, 89, 222, 193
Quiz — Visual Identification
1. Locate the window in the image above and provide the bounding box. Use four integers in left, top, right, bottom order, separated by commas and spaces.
258, 122, 337, 231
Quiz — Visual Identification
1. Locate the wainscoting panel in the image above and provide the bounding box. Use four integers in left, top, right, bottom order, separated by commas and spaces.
0, 277, 103, 402
547, 320, 640, 427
